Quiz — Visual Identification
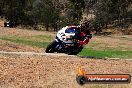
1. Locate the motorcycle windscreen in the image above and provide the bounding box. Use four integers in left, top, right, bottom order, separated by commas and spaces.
65, 28, 76, 33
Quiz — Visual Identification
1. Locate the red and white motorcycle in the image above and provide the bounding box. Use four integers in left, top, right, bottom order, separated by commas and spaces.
45, 26, 92, 55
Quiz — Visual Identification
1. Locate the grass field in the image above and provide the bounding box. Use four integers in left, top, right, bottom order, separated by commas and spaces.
0, 33, 132, 59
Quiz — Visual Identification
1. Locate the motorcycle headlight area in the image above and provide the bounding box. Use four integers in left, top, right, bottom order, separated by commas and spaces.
62, 35, 74, 46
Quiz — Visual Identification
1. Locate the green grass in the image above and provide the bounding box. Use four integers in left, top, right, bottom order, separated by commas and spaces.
79, 48, 132, 58
0, 37, 50, 48
0, 34, 54, 48
3, 35, 54, 42
22, 35, 54, 42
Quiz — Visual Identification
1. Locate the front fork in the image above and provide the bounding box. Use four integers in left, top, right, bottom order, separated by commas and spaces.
55, 36, 80, 53
54, 38, 64, 52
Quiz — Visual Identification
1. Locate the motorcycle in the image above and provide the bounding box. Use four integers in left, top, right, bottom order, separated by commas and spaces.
4, 20, 14, 28
45, 26, 91, 55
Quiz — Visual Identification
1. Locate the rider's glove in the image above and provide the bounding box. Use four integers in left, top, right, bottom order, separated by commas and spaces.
79, 38, 90, 47
83, 38, 89, 44
79, 41, 84, 47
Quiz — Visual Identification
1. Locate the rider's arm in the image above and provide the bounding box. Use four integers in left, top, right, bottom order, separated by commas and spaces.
79, 31, 92, 47
79, 36, 90, 46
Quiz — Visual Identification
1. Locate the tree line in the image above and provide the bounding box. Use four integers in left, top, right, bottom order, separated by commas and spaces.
0, 0, 132, 32
85, 0, 132, 32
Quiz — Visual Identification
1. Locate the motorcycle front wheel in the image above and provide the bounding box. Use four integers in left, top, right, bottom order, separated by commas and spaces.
45, 40, 57, 53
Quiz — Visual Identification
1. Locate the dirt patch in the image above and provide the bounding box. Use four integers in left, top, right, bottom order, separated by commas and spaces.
0, 20, 4, 27
0, 27, 55, 37
0, 54, 132, 88
89, 35, 132, 50
0, 27, 46, 52
0, 40, 43, 52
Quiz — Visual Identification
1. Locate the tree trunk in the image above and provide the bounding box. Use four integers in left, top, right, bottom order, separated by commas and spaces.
46, 24, 49, 31
105, 23, 108, 29
53, 24, 58, 32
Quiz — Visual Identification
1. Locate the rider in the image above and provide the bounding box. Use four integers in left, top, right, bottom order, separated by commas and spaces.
56, 21, 92, 47
78, 21, 92, 47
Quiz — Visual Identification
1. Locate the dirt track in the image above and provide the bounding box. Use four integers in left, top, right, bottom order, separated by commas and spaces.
0, 51, 132, 88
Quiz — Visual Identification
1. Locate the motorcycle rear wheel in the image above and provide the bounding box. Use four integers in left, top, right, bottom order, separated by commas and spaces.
68, 47, 83, 55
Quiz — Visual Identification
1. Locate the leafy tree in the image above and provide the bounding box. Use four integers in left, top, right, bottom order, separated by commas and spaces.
0, 0, 131, 32
85, 0, 132, 32
32, 0, 60, 31
64, 0, 85, 25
